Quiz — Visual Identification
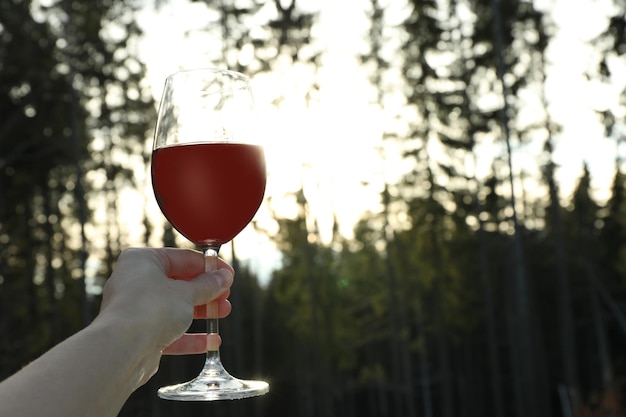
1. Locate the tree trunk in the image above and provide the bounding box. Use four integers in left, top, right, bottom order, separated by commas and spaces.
585, 263, 614, 392
416, 310, 434, 417
548, 164, 580, 409
477, 223, 505, 417
492, 0, 541, 413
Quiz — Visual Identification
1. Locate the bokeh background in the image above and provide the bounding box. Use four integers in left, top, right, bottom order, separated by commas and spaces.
2, 0, 626, 416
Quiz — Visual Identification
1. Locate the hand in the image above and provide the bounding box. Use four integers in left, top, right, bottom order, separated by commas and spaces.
0, 247, 235, 417
97, 247, 234, 377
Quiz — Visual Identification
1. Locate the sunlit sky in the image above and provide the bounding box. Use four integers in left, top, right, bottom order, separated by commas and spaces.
541, 0, 626, 196
117, 0, 625, 283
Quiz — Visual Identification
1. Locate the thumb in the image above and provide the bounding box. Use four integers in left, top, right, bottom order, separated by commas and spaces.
189, 268, 233, 306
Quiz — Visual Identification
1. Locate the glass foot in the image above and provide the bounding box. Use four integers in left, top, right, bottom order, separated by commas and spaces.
158, 361, 269, 401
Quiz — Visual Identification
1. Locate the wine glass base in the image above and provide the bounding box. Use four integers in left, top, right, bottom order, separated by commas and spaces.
158, 374, 269, 401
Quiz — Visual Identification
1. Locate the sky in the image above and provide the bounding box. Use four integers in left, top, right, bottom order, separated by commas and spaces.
131, 0, 391, 282
541, 0, 626, 201
123, 0, 626, 284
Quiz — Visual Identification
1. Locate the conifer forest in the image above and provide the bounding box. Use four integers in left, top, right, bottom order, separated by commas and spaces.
2, 0, 626, 416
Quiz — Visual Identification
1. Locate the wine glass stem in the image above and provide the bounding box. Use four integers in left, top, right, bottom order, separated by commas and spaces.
204, 246, 221, 359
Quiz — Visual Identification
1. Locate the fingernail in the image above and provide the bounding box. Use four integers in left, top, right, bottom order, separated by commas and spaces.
206, 334, 222, 351
215, 268, 233, 288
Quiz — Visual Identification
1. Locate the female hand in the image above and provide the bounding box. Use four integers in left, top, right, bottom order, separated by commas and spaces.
97, 247, 234, 380
0, 247, 235, 417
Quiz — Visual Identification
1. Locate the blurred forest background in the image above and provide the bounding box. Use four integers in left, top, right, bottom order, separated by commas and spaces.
2, 0, 626, 416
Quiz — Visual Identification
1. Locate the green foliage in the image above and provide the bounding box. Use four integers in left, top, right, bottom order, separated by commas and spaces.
2, 0, 626, 416
264, 0, 626, 415
0, 0, 154, 376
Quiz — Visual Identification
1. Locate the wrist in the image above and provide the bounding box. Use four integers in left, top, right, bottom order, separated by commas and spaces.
90, 311, 163, 388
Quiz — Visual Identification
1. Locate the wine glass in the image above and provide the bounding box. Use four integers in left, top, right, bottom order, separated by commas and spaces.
151, 68, 269, 401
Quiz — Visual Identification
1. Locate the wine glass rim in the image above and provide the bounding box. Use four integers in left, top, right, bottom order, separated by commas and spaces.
167, 67, 249, 81
156, 141, 262, 148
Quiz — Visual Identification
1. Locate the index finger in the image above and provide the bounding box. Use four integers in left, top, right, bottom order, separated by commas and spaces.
151, 248, 234, 279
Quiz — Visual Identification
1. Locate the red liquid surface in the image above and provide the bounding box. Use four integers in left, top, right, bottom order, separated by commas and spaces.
151, 143, 266, 247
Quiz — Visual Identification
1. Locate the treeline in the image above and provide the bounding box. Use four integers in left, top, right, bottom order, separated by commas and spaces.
2, 0, 626, 417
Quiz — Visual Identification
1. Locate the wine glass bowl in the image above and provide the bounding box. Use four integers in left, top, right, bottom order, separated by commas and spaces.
151, 68, 269, 401
154, 69, 255, 149
152, 142, 266, 247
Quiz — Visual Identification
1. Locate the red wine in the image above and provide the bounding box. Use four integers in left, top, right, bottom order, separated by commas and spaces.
151, 142, 266, 247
